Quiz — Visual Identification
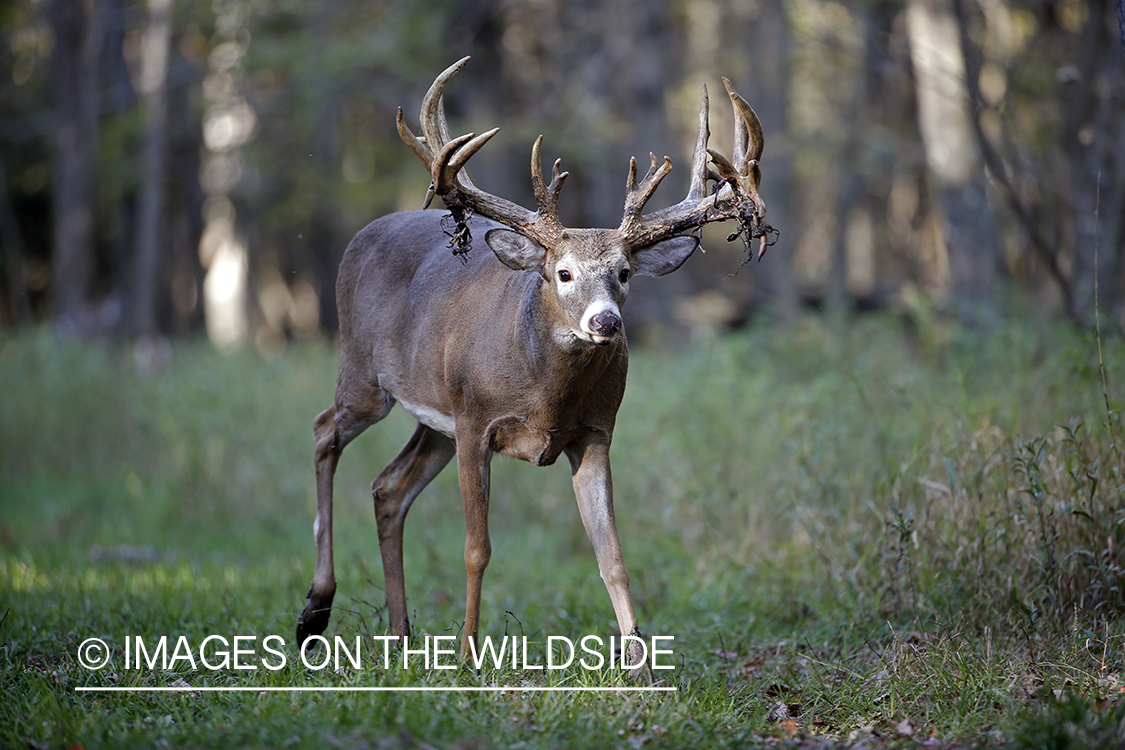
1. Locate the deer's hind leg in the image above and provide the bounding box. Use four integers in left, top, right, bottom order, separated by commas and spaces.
372, 423, 455, 638
297, 381, 395, 646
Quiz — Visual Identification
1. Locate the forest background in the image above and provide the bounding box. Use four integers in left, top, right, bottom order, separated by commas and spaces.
4, 2, 1125, 747
2, 0, 1123, 343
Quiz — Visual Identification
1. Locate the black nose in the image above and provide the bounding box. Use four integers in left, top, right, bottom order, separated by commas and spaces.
590, 311, 621, 337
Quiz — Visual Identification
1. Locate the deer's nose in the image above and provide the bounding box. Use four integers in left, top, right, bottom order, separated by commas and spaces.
590, 311, 621, 338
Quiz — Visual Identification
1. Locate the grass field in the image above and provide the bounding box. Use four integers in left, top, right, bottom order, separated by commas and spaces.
1, 312, 1123, 748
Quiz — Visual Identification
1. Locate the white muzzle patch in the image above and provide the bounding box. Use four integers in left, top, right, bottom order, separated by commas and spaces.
580, 301, 622, 343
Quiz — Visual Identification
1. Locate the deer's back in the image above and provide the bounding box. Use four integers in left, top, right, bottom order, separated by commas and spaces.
333, 211, 538, 421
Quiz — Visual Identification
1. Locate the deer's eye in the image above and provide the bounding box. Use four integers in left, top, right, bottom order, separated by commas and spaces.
558, 269, 572, 283
619, 268, 631, 284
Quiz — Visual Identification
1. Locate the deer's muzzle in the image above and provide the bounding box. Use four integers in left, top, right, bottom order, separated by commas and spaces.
589, 311, 622, 340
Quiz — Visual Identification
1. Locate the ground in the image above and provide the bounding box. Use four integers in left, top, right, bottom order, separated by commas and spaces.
1, 313, 1122, 748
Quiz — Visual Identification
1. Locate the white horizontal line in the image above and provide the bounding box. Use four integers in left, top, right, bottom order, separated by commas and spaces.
76, 686, 677, 693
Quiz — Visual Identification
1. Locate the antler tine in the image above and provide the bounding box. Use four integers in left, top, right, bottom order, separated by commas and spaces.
706, 148, 740, 181
530, 135, 546, 195
425, 132, 481, 209
686, 84, 711, 201
435, 96, 452, 147
550, 159, 567, 191
529, 136, 569, 228
618, 152, 673, 240
724, 79, 748, 170
396, 107, 432, 167
419, 56, 469, 148
444, 128, 501, 183
621, 153, 672, 221
722, 77, 764, 171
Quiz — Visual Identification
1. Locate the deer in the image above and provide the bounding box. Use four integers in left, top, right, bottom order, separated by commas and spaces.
296, 57, 770, 668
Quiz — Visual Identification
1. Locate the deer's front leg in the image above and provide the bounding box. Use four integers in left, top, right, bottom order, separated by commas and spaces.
565, 440, 646, 669
456, 432, 493, 660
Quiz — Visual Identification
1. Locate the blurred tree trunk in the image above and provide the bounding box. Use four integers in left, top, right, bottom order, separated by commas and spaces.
47, 0, 101, 329
1, 157, 30, 325
1116, 0, 1125, 56
131, 0, 173, 335
826, 3, 873, 317
855, 1, 917, 306
199, 0, 253, 350
1060, 0, 1120, 318
906, 0, 1001, 316
751, 0, 797, 321
953, 0, 1077, 320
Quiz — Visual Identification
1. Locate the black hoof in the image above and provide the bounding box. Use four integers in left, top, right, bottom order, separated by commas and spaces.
296, 590, 333, 646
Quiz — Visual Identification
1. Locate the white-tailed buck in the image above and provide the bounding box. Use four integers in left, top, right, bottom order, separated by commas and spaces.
297, 58, 771, 664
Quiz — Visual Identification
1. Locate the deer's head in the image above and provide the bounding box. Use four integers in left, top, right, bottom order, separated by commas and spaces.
484, 225, 696, 346
396, 57, 769, 346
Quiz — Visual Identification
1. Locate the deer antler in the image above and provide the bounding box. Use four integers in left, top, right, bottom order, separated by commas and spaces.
399, 58, 771, 259
617, 78, 769, 259
397, 56, 568, 248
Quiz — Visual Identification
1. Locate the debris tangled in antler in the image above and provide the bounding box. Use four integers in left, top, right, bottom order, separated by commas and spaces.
727, 209, 778, 262
439, 201, 474, 259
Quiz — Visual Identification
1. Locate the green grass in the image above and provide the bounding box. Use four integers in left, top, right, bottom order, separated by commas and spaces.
1, 313, 1123, 748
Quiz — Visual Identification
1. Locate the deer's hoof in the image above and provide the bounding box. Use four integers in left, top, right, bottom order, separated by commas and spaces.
615, 628, 654, 684
296, 590, 333, 646
624, 645, 653, 684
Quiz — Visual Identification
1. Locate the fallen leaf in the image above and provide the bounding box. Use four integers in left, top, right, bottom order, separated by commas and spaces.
761, 683, 787, 698
741, 653, 769, 672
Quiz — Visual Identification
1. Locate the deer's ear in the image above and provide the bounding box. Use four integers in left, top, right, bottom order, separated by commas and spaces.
632, 235, 699, 278
486, 229, 548, 276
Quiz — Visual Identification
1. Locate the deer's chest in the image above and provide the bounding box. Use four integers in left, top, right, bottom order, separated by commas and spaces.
487, 415, 593, 467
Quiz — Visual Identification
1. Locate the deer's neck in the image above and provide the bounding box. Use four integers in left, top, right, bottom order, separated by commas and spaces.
476, 276, 626, 465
